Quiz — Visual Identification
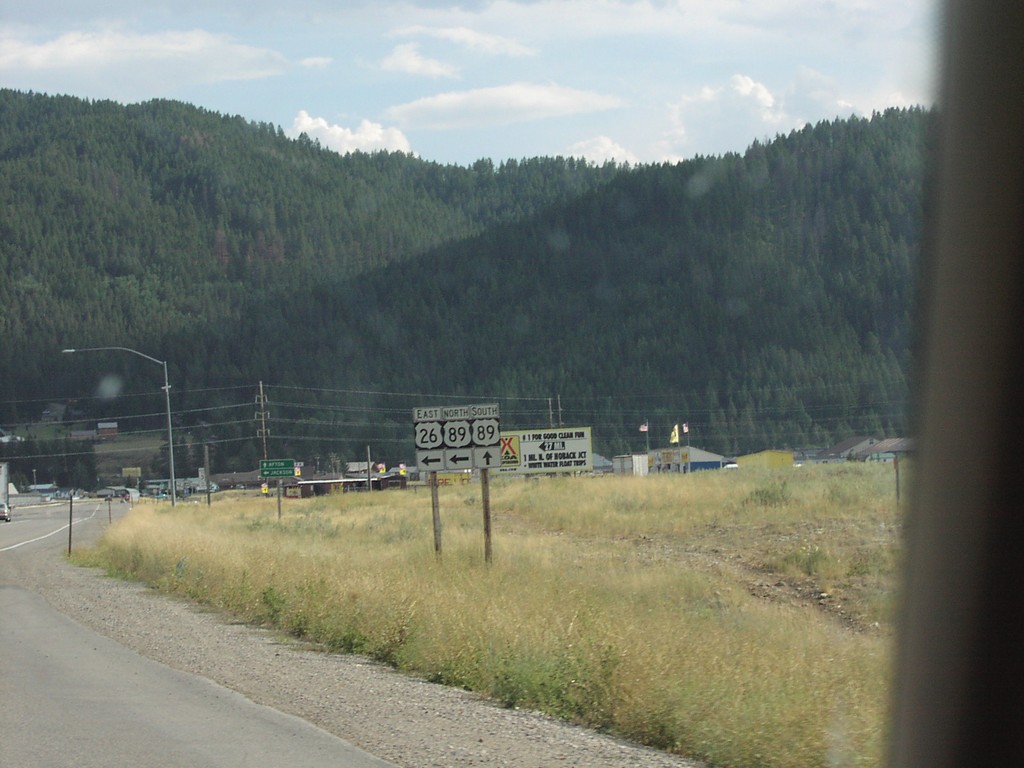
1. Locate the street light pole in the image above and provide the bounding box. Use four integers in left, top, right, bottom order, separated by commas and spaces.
62, 346, 177, 506
159, 357, 176, 507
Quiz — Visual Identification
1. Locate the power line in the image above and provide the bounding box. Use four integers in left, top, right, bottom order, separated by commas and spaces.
2, 377, 910, 471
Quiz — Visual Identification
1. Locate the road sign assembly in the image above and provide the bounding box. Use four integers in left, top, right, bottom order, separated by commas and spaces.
413, 403, 500, 471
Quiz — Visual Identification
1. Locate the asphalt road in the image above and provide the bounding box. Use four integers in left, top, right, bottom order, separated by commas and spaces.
0, 498, 397, 768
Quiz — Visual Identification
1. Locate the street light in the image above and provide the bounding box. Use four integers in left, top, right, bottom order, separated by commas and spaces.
62, 346, 177, 506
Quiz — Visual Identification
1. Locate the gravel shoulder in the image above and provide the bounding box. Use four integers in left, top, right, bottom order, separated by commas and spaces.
8, 510, 703, 768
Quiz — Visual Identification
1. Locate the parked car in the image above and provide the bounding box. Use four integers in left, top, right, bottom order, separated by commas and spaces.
0, 502, 10, 522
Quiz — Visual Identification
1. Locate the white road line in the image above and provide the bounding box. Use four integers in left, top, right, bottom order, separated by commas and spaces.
0, 509, 98, 552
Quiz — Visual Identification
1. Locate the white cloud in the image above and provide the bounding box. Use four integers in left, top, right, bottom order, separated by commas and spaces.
290, 110, 412, 155
785, 65, 841, 117
0, 28, 289, 84
384, 82, 622, 129
567, 136, 640, 165
381, 42, 459, 78
661, 73, 806, 157
0, 0, 937, 165
394, 25, 538, 57
300, 56, 332, 69
729, 74, 786, 125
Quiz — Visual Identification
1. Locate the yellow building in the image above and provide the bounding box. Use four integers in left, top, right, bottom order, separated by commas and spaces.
736, 450, 794, 469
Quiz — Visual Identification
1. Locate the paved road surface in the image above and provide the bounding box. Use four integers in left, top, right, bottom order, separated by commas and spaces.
0, 499, 396, 768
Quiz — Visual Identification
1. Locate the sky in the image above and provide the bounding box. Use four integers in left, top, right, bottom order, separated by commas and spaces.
0, 1, 939, 167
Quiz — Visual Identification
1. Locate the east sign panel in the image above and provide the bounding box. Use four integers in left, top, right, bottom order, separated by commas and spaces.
497, 427, 593, 474
414, 403, 501, 471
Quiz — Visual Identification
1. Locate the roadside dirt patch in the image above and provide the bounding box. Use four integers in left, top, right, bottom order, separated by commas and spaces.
626, 521, 897, 636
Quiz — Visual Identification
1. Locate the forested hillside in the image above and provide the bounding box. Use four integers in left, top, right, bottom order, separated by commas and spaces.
0, 89, 928, 480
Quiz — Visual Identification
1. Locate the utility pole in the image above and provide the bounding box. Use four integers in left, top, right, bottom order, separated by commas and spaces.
204, 442, 212, 506
686, 423, 692, 474
255, 381, 270, 459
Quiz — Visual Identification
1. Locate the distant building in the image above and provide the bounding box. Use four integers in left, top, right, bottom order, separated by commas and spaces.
288, 472, 408, 497
591, 454, 614, 474
613, 454, 649, 476
736, 450, 795, 470
648, 446, 729, 473
853, 437, 915, 462
814, 436, 879, 463
97, 421, 119, 439
211, 470, 264, 490
41, 403, 67, 422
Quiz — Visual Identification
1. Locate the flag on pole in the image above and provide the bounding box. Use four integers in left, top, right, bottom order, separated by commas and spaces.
669, 424, 680, 444
639, 422, 649, 433
682, 422, 689, 434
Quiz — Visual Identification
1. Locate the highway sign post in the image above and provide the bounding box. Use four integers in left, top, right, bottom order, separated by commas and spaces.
414, 404, 500, 562
259, 459, 295, 520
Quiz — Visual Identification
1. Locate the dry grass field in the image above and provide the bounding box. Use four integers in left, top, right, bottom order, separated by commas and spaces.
78, 462, 905, 768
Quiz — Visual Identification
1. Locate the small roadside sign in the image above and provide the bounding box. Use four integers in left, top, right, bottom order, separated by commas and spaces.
259, 459, 296, 478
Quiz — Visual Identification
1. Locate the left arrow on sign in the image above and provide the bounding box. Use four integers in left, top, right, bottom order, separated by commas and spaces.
416, 450, 445, 470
